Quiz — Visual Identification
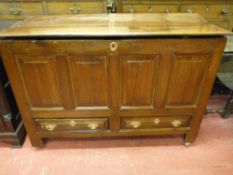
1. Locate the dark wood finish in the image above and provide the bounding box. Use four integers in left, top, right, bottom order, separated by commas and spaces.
0, 14, 227, 147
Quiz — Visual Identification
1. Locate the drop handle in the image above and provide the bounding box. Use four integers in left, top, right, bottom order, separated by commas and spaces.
9, 2, 21, 15
148, 6, 153, 13
220, 9, 228, 16
70, 3, 81, 14
186, 9, 193, 13
88, 123, 98, 130
130, 121, 141, 128
41, 123, 57, 131
171, 120, 182, 128
165, 9, 171, 13
129, 6, 134, 13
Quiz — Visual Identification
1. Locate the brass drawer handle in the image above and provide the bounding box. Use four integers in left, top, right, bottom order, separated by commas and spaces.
110, 42, 118, 52
129, 7, 134, 13
70, 120, 77, 127
221, 9, 228, 16
10, 7, 21, 15
171, 120, 182, 128
154, 118, 160, 125
70, 3, 81, 14
88, 123, 98, 130
186, 9, 193, 13
148, 6, 153, 13
10, 2, 21, 15
41, 123, 57, 131
130, 121, 141, 128
165, 9, 171, 13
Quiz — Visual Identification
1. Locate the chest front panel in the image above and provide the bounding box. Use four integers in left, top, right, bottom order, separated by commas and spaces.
1, 38, 224, 135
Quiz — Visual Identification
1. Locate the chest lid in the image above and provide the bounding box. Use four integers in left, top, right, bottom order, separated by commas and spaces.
0, 13, 231, 38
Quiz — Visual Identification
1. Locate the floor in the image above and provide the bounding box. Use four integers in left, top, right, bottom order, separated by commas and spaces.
0, 95, 233, 175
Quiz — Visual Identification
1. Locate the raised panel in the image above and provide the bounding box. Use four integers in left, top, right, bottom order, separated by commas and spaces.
69, 56, 109, 108
120, 55, 160, 109
16, 56, 62, 108
165, 54, 210, 108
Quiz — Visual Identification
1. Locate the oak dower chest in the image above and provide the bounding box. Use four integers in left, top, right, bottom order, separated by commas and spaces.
0, 13, 230, 147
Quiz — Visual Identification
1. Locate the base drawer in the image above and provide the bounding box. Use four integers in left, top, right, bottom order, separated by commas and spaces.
35, 118, 109, 132
121, 116, 191, 129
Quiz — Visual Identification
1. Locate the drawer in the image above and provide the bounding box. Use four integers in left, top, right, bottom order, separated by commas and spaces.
0, 2, 43, 16
36, 118, 109, 131
121, 116, 191, 129
47, 2, 105, 14
180, 5, 233, 19
122, 5, 178, 13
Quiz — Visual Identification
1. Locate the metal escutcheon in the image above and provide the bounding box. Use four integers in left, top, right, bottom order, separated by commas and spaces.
110, 42, 118, 52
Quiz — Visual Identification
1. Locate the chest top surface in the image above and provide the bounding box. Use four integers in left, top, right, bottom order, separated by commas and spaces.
0, 13, 231, 38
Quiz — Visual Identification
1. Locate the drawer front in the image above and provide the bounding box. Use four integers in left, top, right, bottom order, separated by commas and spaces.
36, 118, 109, 131
47, 2, 105, 14
0, 2, 43, 16
122, 5, 178, 13
180, 5, 233, 19
121, 116, 191, 129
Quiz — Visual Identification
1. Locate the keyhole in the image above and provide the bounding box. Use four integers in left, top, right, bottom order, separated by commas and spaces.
110, 42, 118, 52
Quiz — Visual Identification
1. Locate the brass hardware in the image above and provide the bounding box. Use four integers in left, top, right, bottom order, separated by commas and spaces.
171, 120, 182, 128
129, 6, 134, 13
186, 9, 193, 13
70, 120, 77, 127
148, 6, 153, 13
42, 123, 57, 131
10, 2, 21, 15
220, 9, 228, 16
184, 142, 191, 147
154, 118, 160, 125
70, 3, 81, 14
110, 42, 118, 52
130, 121, 141, 128
165, 9, 171, 13
107, 0, 116, 13
88, 123, 98, 130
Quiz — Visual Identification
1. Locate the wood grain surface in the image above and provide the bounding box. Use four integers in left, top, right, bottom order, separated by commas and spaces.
0, 13, 231, 37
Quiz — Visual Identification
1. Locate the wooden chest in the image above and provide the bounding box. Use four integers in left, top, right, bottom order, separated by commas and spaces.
0, 14, 229, 147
